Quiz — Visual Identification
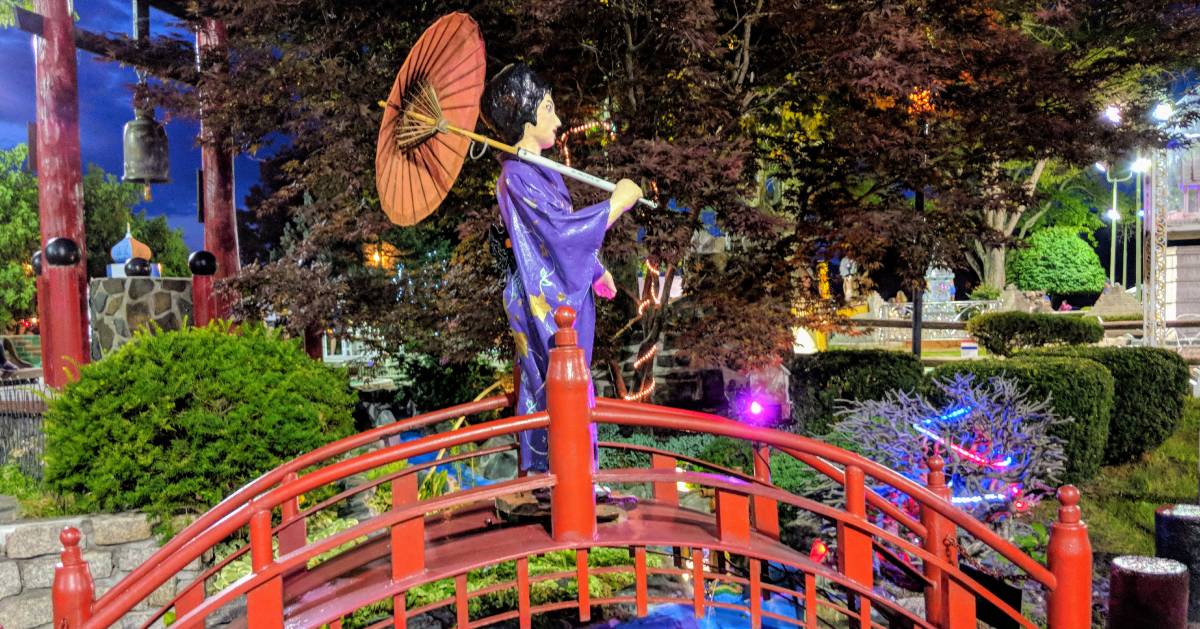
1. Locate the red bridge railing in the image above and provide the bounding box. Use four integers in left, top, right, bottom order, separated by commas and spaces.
50, 306, 1092, 629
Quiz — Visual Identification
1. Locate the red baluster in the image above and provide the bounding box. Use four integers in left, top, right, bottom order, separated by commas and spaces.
392, 472, 423, 629
651, 453, 678, 505
716, 489, 751, 545
1047, 485, 1093, 629
839, 465, 872, 628
278, 471, 307, 556
753, 444, 780, 539
547, 307, 597, 542
692, 548, 705, 619
922, 454, 951, 626
517, 556, 531, 629
246, 507, 283, 628
52, 527, 93, 629
635, 546, 649, 616
576, 548, 591, 622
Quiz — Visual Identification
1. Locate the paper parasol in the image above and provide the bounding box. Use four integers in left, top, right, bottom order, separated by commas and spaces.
375, 13, 486, 226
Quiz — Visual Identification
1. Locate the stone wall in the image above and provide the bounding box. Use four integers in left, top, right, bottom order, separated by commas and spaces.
0, 512, 199, 629
89, 278, 193, 360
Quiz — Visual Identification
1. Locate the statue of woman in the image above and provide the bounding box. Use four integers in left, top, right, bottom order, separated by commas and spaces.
482, 64, 641, 475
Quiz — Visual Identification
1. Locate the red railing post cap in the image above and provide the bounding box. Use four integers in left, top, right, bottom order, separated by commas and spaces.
553, 306, 578, 347
1056, 485, 1081, 524
59, 526, 85, 564
554, 306, 576, 330
927, 454, 945, 473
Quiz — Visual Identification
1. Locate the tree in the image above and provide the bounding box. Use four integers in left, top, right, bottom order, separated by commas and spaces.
0, 144, 191, 331
118, 1, 1200, 386
0, 145, 40, 331
1008, 226, 1106, 296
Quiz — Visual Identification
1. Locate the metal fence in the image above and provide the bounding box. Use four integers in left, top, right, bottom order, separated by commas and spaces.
0, 378, 49, 479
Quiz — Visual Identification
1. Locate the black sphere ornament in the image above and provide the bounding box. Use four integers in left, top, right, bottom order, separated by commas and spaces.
44, 237, 81, 266
31, 250, 42, 276
125, 257, 152, 277
188, 250, 218, 276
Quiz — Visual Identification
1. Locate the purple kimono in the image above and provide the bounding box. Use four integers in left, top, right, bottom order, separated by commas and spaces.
497, 157, 609, 473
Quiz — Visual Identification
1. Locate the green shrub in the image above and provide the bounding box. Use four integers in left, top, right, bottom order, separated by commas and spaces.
965, 311, 1103, 356
787, 350, 926, 435
1023, 347, 1189, 464
968, 285, 1001, 301
1008, 226, 1106, 296
931, 356, 1114, 483
44, 322, 356, 533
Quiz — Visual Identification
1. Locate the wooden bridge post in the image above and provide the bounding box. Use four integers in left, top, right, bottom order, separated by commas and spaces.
247, 507, 284, 628
278, 471, 307, 555
1047, 485, 1093, 629
547, 306, 597, 542
52, 527, 94, 629
839, 465, 873, 628
922, 455, 952, 626
753, 444, 780, 539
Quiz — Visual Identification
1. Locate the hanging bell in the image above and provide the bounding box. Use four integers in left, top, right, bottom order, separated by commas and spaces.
122, 108, 170, 185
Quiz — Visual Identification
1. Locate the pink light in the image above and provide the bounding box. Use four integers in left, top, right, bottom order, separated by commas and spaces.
750, 400, 764, 415
912, 423, 1011, 470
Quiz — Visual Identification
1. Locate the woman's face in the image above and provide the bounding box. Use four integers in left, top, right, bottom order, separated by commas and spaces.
522, 93, 561, 150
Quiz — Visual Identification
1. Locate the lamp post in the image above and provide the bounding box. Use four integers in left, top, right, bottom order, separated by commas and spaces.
1096, 162, 1133, 286
1132, 157, 1152, 300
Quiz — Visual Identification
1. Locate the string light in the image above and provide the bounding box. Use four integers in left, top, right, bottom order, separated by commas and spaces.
558, 119, 617, 167
633, 345, 658, 369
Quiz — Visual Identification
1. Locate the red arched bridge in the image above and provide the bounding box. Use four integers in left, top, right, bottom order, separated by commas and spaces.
50, 307, 1093, 628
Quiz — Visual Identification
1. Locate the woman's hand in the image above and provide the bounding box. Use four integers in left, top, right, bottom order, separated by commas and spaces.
607, 179, 643, 226
593, 270, 617, 300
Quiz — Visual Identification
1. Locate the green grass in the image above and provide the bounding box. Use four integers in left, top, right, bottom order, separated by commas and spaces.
1057, 398, 1199, 556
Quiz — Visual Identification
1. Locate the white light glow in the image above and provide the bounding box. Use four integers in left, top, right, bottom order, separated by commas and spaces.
1154, 102, 1174, 121
1106, 208, 1121, 222
1094, 162, 1108, 173
1132, 157, 1151, 173
1103, 105, 1122, 124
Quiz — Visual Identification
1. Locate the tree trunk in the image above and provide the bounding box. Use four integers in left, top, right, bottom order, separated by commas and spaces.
985, 244, 1007, 290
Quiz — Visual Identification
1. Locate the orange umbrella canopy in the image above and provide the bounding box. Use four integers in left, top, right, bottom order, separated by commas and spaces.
376, 13, 487, 226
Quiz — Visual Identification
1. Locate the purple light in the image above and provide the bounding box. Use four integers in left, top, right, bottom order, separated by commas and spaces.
750, 400, 764, 415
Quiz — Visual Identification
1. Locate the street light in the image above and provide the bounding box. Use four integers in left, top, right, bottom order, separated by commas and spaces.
1132, 156, 1151, 299
1098, 161, 1134, 285
1103, 104, 1123, 125
1153, 102, 1174, 122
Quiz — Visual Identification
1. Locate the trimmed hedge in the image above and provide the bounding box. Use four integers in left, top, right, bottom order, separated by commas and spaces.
44, 322, 356, 533
788, 349, 925, 435
965, 311, 1103, 356
1023, 347, 1189, 464
931, 356, 1114, 483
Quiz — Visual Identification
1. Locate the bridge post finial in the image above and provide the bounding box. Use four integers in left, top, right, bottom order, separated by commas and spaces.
52, 527, 94, 629
1047, 485, 1093, 629
547, 306, 597, 542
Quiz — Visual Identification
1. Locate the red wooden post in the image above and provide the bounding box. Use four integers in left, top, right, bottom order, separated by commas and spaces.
278, 471, 307, 556
246, 507, 283, 628
1047, 485, 1093, 629
517, 556, 531, 629
392, 472, 423, 629
634, 546, 649, 616
576, 548, 591, 622
547, 306, 597, 542
34, 0, 89, 386
753, 444, 780, 539
715, 489, 751, 545
455, 573, 470, 627
197, 18, 240, 320
651, 453, 679, 504
922, 454, 952, 626
191, 273, 213, 326
52, 527, 93, 629
692, 548, 705, 619
839, 465, 873, 628
749, 557, 763, 629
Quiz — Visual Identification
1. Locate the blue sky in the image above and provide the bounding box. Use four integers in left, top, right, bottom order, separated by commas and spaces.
0, 0, 261, 251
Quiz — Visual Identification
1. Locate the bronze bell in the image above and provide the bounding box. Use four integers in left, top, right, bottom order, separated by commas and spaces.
122, 108, 169, 185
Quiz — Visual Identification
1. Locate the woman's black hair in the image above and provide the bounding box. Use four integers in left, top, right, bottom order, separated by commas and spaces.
481, 63, 551, 146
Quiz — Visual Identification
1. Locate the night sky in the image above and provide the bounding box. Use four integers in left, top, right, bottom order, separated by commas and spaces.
0, 0, 261, 252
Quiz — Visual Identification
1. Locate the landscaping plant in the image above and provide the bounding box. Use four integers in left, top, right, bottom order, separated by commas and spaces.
43, 321, 356, 534
965, 311, 1103, 356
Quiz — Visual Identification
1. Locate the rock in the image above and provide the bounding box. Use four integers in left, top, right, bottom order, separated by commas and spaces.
104, 293, 124, 316
0, 495, 19, 524
127, 278, 155, 301
5, 519, 85, 559
20, 550, 112, 589
1092, 285, 1142, 318
0, 559, 21, 599
153, 291, 173, 316
162, 279, 189, 293
0, 587, 52, 629
92, 514, 153, 546
90, 290, 108, 316
147, 575, 177, 607
126, 301, 150, 332
115, 539, 159, 571
154, 311, 180, 331
102, 278, 124, 294
94, 319, 115, 353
